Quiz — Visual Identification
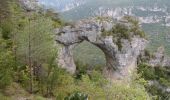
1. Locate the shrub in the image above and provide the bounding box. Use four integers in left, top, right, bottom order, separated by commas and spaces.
64, 92, 88, 100
101, 16, 146, 51
104, 82, 149, 100
33, 95, 47, 100
137, 63, 170, 99
0, 51, 14, 89
137, 63, 156, 80
75, 61, 88, 79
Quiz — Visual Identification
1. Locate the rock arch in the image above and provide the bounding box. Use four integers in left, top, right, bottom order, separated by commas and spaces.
73, 41, 106, 68
55, 18, 147, 79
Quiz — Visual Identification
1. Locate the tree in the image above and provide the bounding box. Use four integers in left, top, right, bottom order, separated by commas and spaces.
7, 1, 61, 95
15, 13, 56, 93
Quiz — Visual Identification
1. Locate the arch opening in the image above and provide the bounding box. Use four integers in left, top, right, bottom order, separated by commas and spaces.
73, 41, 106, 71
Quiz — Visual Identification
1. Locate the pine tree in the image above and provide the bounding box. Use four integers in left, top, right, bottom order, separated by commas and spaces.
15, 13, 56, 93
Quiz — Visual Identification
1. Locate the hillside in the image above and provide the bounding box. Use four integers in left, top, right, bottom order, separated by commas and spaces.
0, 0, 169, 100
37, 0, 170, 56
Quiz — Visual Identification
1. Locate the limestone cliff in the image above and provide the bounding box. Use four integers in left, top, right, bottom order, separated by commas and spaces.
19, 0, 39, 11
55, 17, 148, 79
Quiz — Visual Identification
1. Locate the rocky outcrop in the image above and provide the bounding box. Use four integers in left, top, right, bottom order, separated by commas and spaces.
18, 0, 147, 79
148, 80, 170, 93
19, 0, 40, 11
55, 17, 147, 79
149, 46, 170, 67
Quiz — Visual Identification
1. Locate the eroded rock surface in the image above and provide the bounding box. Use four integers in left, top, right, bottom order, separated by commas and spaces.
55, 18, 147, 79
19, 0, 39, 11
149, 46, 170, 67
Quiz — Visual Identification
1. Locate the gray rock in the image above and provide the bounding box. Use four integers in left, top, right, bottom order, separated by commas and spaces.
148, 80, 170, 93
19, 0, 40, 11
55, 17, 147, 79
149, 46, 170, 67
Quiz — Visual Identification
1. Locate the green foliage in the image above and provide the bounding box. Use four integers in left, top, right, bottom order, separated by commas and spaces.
101, 16, 146, 50
75, 60, 91, 79
138, 50, 155, 63
159, 78, 170, 86
15, 14, 56, 64
0, 1, 153, 100
137, 63, 170, 99
104, 82, 149, 100
123, 16, 145, 38
116, 38, 123, 51
112, 23, 130, 39
3, 1, 62, 95
55, 71, 105, 100
0, 19, 13, 39
138, 63, 170, 86
33, 95, 47, 100
0, 51, 14, 88
38, 65, 67, 97
146, 84, 170, 100
55, 70, 149, 100
155, 67, 170, 87
89, 70, 107, 86
0, 29, 14, 88
18, 66, 30, 88
137, 63, 156, 80
64, 92, 88, 100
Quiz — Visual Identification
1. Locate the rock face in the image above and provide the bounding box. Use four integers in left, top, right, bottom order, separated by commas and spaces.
149, 46, 170, 67
19, 0, 40, 11
55, 18, 147, 79
148, 80, 170, 94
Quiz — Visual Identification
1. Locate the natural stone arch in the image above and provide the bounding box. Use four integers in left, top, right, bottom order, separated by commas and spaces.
55, 18, 147, 79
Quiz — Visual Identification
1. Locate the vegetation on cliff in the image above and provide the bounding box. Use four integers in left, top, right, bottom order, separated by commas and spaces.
0, 0, 169, 100
101, 16, 145, 50
137, 63, 170, 99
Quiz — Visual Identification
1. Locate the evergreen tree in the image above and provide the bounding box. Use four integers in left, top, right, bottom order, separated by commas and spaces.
14, 12, 56, 93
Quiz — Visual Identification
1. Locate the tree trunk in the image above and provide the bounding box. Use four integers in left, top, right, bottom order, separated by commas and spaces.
28, 19, 33, 93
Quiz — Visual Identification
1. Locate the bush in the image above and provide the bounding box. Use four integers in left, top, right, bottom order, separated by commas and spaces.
75, 61, 88, 79
101, 16, 146, 51
137, 63, 170, 99
0, 51, 14, 89
58, 73, 149, 100
0, 19, 13, 39
137, 63, 156, 80
104, 82, 149, 100
64, 92, 88, 100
